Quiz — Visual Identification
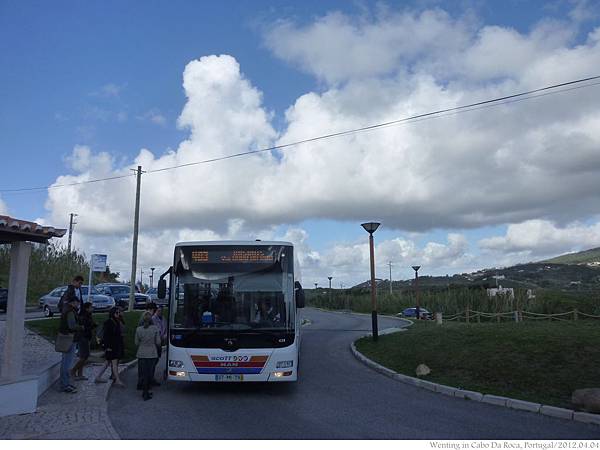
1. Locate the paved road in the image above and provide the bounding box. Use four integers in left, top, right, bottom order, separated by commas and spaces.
108, 308, 600, 439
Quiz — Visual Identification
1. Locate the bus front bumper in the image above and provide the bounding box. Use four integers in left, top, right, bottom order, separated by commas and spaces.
167, 345, 299, 382
168, 370, 297, 382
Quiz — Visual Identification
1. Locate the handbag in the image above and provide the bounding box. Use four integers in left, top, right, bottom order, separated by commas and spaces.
55, 332, 74, 353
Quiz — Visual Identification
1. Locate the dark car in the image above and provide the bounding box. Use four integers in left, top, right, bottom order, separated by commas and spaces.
400, 307, 433, 320
146, 287, 170, 307
96, 283, 149, 310
0, 288, 7, 312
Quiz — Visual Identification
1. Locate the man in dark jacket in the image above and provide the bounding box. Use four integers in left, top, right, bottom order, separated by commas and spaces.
59, 279, 84, 393
58, 275, 84, 313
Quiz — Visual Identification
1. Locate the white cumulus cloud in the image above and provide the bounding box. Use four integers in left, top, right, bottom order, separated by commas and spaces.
40, 6, 600, 284
479, 219, 600, 260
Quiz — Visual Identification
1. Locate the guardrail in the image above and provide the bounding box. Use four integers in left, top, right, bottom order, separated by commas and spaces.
439, 308, 600, 323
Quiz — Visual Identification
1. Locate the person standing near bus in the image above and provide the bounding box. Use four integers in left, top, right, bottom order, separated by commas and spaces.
135, 312, 161, 400
151, 306, 167, 385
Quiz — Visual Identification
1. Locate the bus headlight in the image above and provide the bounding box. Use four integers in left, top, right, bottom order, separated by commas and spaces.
273, 371, 293, 377
169, 360, 184, 368
169, 370, 187, 377
276, 360, 294, 368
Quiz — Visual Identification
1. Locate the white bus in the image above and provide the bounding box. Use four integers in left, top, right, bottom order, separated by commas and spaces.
157, 241, 305, 382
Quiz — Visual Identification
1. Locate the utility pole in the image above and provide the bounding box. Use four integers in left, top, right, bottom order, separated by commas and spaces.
67, 213, 78, 253
128, 165, 143, 312
150, 267, 155, 289
388, 261, 393, 295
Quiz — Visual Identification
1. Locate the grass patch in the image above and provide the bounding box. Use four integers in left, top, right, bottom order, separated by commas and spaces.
26, 311, 144, 363
355, 320, 600, 408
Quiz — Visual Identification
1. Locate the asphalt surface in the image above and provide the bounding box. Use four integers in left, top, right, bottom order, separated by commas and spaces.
108, 308, 600, 439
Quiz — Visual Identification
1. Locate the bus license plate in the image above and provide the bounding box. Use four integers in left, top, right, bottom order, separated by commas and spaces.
215, 374, 243, 382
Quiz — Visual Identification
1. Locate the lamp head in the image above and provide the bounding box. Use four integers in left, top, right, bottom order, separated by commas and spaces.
361, 222, 381, 234
412, 265, 421, 272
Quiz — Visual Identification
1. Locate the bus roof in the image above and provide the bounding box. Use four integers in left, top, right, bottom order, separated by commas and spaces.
174, 240, 293, 247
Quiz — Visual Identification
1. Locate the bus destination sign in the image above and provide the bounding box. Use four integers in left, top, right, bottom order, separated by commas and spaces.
191, 249, 274, 264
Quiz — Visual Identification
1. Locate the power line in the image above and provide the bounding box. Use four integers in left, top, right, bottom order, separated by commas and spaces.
144, 75, 600, 174
1, 75, 599, 194
0, 173, 134, 194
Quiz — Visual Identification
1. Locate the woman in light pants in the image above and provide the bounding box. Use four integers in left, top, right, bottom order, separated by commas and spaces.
135, 312, 161, 401
60, 342, 77, 392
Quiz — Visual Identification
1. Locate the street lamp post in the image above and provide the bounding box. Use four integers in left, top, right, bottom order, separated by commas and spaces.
388, 261, 393, 295
328, 276, 332, 304
412, 265, 421, 320
361, 222, 381, 341
150, 267, 155, 289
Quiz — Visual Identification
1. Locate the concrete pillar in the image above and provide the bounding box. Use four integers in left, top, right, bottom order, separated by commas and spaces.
1, 241, 32, 381
435, 312, 443, 324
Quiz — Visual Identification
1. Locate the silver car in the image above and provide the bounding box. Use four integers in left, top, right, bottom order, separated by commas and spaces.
39, 286, 115, 317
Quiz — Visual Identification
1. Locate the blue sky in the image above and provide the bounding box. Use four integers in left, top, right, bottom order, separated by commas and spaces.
2, 0, 600, 285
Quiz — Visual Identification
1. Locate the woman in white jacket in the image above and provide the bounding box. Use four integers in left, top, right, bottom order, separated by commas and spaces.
135, 312, 161, 401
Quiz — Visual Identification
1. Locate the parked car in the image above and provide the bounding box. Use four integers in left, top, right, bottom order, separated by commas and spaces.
400, 307, 433, 320
146, 287, 170, 307
39, 286, 67, 317
80, 286, 115, 312
96, 283, 149, 310
39, 286, 114, 317
0, 288, 8, 312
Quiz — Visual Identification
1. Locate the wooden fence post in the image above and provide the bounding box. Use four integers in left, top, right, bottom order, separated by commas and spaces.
466, 308, 470, 323
514, 311, 519, 323
574, 309, 578, 321
435, 312, 443, 325
477, 313, 481, 323
496, 313, 501, 323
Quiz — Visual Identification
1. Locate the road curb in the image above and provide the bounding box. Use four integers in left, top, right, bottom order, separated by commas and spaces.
350, 340, 599, 427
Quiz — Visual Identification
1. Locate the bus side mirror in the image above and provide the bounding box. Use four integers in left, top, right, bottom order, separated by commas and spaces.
295, 281, 305, 309
158, 279, 167, 300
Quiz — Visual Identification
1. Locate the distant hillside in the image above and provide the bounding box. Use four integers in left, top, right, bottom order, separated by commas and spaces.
541, 247, 600, 265
351, 262, 600, 292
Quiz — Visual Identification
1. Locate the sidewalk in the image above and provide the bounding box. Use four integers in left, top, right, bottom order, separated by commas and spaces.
0, 321, 60, 377
0, 361, 130, 439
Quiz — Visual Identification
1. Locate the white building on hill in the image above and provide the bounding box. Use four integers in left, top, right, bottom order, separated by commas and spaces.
487, 285, 515, 299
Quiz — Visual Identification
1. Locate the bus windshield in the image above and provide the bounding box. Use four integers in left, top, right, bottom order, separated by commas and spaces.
171, 245, 294, 332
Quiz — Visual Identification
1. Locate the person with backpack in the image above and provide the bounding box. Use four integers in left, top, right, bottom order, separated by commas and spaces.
70, 302, 96, 380
93, 307, 125, 386
135, 311, 161, 400
57, 278, 84, 393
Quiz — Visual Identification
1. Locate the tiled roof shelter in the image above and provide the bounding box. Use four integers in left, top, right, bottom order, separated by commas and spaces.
0, 215, 66, 244
0, 215, 66, 417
